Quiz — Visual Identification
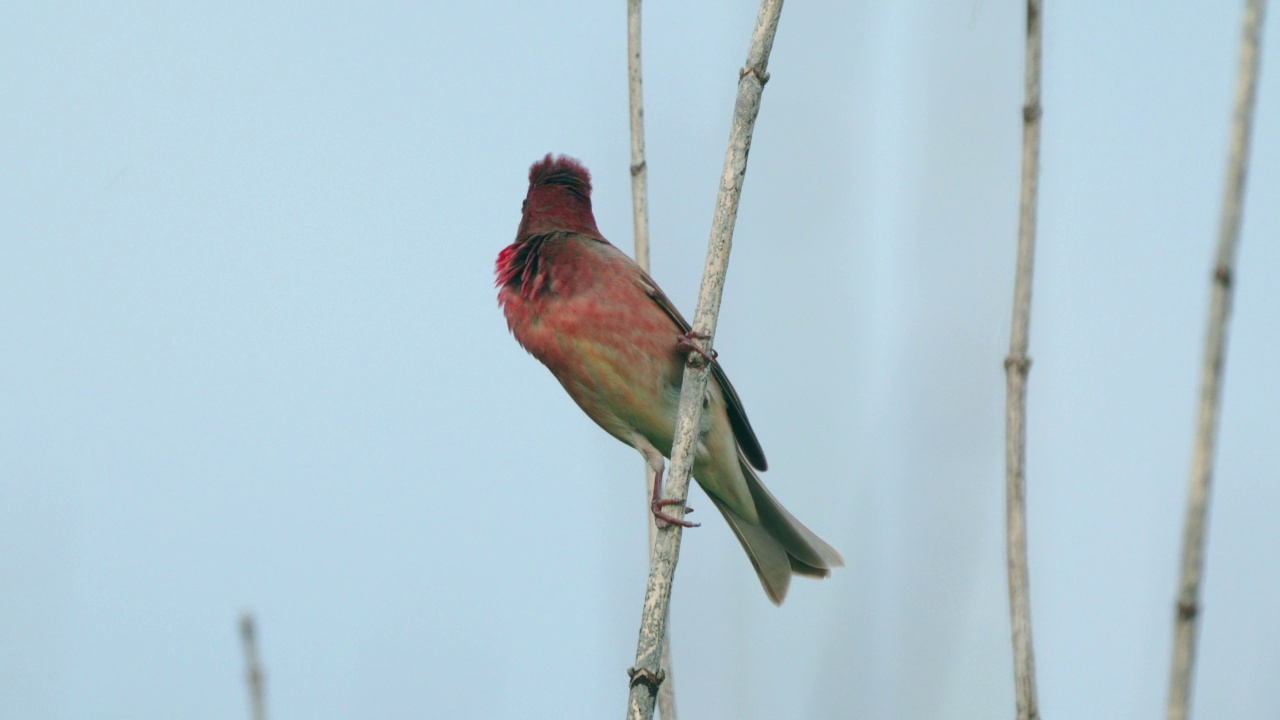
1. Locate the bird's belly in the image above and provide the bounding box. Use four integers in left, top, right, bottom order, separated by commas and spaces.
552, 333, 680, 447
514, 295, 680, 447
513, 295, 751, 514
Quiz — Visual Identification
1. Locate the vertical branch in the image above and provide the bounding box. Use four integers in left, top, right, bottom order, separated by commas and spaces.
1167, 2, 1267, 719
1004, 1, 1043, 719
624, 1, 784, 719
629, 0, 652, 273
626, 2, 677, 718
239, 611, 268, 720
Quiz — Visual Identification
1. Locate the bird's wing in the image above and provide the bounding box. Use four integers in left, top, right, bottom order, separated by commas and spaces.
639, 274, 769, 472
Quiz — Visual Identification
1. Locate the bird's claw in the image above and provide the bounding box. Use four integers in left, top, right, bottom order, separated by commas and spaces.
649, 463, 700, 528
676, 331, 717, 367
651, 497, 700, 528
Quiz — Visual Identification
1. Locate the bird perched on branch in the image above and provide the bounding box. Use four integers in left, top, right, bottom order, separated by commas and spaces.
495, 154, 842, 604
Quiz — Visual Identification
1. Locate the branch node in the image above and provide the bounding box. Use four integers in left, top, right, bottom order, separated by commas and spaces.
1004, 355, 1033, 375
1177, 599, 1199, 621
739, 66, 770, 85
627, 667, 666, 695
1213, 264, 1232, 288
1022, 103, 1042, 124
631, 160, 647, 177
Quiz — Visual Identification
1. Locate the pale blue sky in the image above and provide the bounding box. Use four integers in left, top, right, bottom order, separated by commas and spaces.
2, 2, 1277, 718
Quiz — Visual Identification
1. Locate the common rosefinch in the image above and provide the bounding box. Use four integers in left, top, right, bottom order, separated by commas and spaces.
496, 154, 842, 604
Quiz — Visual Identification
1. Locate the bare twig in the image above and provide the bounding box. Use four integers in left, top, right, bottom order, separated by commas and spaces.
1004, 1, 1043, 719
624, 2, 784, 718
626, 2, 676, 718
239, 611, 268, 720
1167, 2, 1267, 719
628, 0, 652, 273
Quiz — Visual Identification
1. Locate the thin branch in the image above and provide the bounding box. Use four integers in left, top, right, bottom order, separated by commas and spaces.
624, 1, 784, 718
1167, 2, 1267, 719
629, 0, 652, 274
1004, 1, 1043, 719
239, 611, 268, 720
626, 2, 676, 718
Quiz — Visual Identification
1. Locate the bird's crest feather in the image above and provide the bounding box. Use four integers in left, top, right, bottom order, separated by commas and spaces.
528, 154, 592, 200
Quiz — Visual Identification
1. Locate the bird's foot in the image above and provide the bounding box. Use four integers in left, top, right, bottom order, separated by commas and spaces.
649, 464, 700, 529
676, 330, 717, 367
651, 497, 699, 529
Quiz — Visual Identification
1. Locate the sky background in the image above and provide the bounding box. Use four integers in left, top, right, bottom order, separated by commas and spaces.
3, 1, 1278, 718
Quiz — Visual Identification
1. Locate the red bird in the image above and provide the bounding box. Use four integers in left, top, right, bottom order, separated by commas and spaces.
496, 154, 842, 604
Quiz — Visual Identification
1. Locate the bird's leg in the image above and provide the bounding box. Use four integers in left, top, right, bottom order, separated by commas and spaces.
676, 330, 717, 367
649, 462, 700, 529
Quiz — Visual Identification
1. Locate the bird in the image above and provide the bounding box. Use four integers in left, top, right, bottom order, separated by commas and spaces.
495, 153, 842, 604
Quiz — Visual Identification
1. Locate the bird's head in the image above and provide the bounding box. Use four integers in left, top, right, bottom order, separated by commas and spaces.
515, 154, 603, 240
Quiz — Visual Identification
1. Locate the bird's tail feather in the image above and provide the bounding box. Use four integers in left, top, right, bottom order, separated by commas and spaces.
709, 462, 843, 604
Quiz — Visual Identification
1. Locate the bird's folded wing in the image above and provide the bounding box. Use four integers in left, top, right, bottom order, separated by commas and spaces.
639, 274, 769, 471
